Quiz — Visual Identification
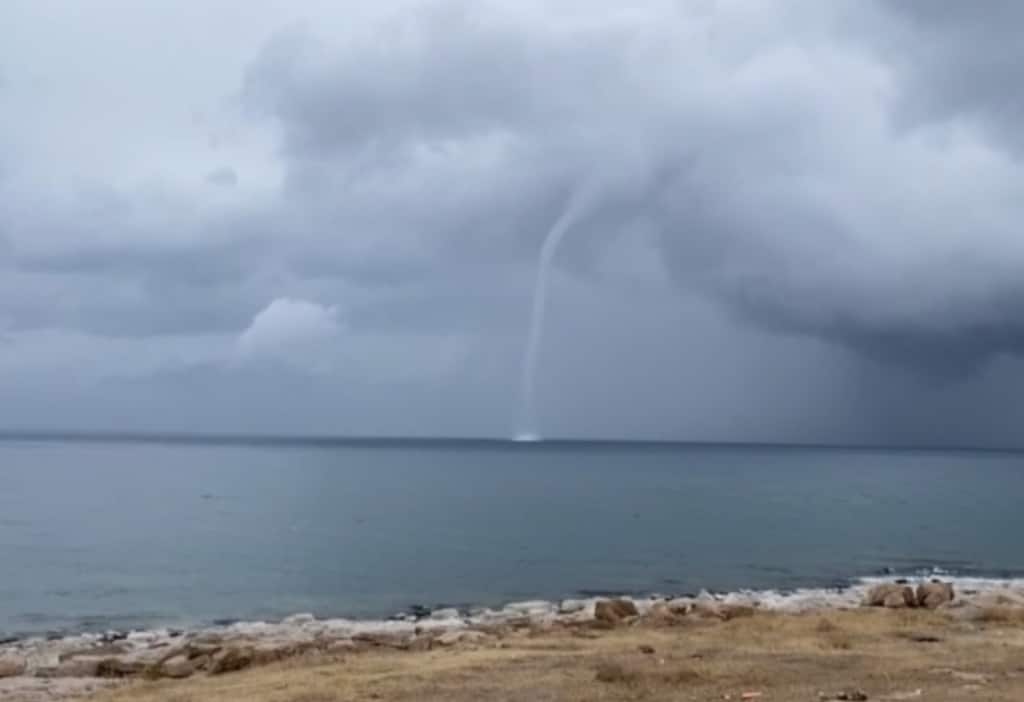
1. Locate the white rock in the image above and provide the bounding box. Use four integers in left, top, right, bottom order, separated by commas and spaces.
721, 591, 760, 608
225, 621, 273, 637
282, 613, 316, 626
631, 599, 660, 615
464, 609, 509, 627
503, 600, 556, 616
416, 618, 464, 633
319, 619, 355, 638
430, 608, 461, 621
556, 609, 595, 625
126, 631, 159, 645
558, 599, 590, 614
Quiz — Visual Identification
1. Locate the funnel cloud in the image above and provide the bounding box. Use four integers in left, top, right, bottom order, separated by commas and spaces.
519, 184, 596, 438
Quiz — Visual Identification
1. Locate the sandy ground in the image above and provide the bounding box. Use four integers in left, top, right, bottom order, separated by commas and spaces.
81, 607, 1024, 702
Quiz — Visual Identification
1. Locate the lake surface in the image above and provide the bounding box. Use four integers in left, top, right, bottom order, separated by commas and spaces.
2, 436, 1023, 637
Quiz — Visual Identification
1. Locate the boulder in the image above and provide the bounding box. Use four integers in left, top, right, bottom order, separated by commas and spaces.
156, 655, 194, 679
192, 632, 225, 645
251, 640, 318, 665
435, 630, 490, 647
594, 599, 639, 624
556, 608, 595, 626
866, 584, 916, 608
691, 600, 724, 619
95, 657, 146, 678
58, 643, 128, 661
208, 646, 254, 675
184, 642, 222, 660
884, 590, 915, 609
916, 581, 954, 609
35, 657, 102, 678
642, 602, 681, 626
0, 656, 27, 678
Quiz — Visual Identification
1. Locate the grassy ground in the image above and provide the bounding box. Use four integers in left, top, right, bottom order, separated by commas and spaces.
93, 608, 1024, 701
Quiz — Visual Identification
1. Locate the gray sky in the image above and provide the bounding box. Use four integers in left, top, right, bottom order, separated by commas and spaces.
3, 0, 1024, 445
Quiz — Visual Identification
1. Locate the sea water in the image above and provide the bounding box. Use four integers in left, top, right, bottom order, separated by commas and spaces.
2, 436, 1023, 637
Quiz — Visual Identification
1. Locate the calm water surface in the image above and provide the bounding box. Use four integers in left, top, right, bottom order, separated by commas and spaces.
2, 437, 1023, 636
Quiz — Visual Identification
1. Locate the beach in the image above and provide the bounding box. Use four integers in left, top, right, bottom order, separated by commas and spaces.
4, 577, 1024, 701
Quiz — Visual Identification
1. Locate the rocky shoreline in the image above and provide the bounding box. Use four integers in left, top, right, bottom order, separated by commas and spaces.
3, 576, 1024, 700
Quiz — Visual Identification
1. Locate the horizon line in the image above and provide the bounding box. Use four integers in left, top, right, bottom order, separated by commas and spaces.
1, 428, 1023, 455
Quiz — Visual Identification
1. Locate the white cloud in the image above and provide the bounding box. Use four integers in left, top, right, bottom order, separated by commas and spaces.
236, 297, 343, 372
234, 296, 469, 378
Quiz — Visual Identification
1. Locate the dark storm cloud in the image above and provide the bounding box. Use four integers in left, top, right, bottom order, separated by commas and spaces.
4, 0, 1024, 441
877, 0, 1024, 153
239, 0, 1024, 376
1, 185, 277, 336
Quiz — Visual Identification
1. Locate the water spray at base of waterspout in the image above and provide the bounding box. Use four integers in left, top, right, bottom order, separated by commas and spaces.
517, 185, 596, 439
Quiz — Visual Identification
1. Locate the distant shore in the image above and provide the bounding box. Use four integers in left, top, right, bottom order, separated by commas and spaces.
4, 575, 1024, 701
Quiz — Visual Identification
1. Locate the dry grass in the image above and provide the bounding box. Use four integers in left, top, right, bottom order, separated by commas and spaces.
89, 608, 1024, 702
974, 606, 1024, 624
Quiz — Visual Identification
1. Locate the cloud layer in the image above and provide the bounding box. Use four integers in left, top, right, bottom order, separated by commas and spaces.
2, 0, 1024, 443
